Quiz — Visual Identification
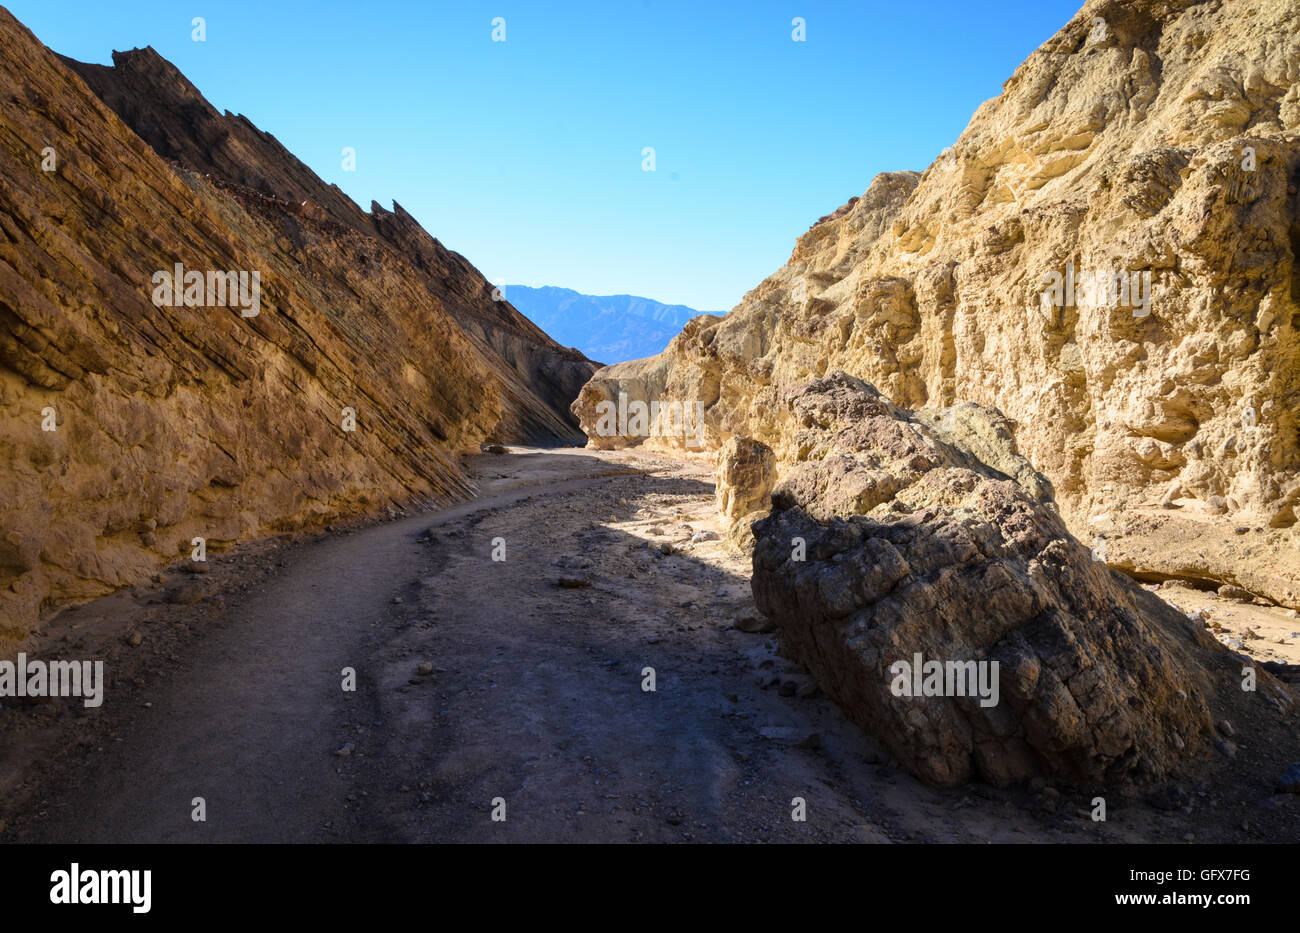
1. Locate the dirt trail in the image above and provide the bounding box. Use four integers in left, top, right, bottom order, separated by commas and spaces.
2, 450, 1294, 843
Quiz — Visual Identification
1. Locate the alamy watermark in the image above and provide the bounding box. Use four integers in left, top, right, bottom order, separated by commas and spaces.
592, 392, 706, 448
50, 863, 150, 913
0, 654, 104, 708
888, 653, 999, 708
151, 262, 261, 317
1041, 261, 1151, 319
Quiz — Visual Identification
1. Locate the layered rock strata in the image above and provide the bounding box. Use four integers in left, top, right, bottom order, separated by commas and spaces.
0, 10, 594, 646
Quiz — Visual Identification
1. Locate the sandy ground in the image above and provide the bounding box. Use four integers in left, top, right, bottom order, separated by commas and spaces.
0, 447, 1296, 843
1148, 581, 1300, 667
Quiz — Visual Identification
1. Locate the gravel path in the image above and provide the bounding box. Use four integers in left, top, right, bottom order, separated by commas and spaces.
6, 449, 1291, 843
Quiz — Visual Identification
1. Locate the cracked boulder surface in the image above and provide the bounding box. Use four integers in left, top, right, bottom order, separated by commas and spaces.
750, 373, 1295, 788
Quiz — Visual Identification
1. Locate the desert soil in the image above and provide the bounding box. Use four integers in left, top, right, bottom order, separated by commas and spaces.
1, 448, 1296, 843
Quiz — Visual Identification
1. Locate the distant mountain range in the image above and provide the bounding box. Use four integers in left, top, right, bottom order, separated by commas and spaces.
506, 285, 724, 364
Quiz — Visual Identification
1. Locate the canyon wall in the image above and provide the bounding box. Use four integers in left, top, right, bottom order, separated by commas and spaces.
0, 8, 594, 647
575, 0, 1300, 606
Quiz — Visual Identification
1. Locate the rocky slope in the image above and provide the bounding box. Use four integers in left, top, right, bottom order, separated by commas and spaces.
575, 0, 1300, 607
63, 45, 596, 444
0, 8, 594, 648
750, 373, 1294, 788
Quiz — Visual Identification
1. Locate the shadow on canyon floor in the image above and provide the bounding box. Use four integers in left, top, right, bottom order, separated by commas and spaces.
0, 449, 1296, 843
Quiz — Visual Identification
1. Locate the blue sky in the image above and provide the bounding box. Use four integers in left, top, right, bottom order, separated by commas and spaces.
13, 0, 1083, 311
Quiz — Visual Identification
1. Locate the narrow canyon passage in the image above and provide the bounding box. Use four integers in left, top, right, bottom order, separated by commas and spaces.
5, 451, 1268, 843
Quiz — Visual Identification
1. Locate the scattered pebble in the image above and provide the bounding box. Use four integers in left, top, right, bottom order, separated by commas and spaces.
1212, 739, 1237, 759
735, 615, 775, 634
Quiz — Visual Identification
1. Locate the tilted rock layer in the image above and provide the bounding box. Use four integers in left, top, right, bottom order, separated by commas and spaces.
576, 0, 1300, 606
751, 373, 1288, 787
62, 44, 596, 444
0, 9, 595, 648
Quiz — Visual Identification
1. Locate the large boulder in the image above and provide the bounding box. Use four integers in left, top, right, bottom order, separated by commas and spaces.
751, 373, 1290, 788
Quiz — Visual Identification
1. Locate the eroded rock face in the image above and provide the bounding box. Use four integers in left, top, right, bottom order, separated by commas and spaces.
0, 12, 594, 647
62, 45, 597, 445
716, 437, 777, 553
716, 437, 776, 520
751, 374, 1279, 788
576, 0, 1300, 607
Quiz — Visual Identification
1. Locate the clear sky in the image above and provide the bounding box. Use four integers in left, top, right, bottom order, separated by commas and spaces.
11, 0, 1084, 311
